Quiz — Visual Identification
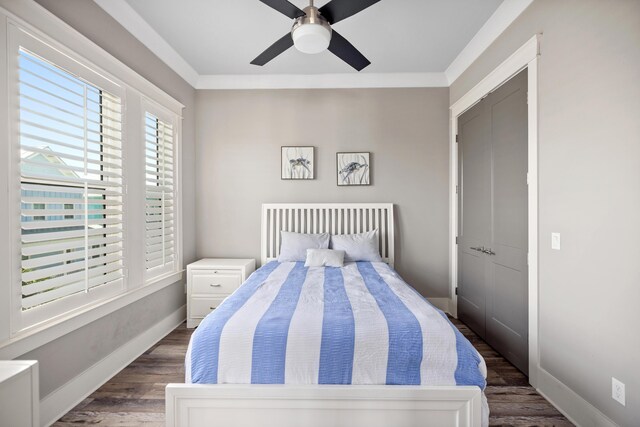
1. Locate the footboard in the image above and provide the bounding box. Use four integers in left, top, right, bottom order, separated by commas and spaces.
165, 384, 482, 427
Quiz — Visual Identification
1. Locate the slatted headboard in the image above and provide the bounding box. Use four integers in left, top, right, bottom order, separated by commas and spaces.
261, 203, 395, 267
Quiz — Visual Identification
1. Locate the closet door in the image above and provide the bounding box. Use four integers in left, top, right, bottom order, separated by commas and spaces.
485, 70, 529, 374
457, 69, 529, 374
457, 100, 491, 338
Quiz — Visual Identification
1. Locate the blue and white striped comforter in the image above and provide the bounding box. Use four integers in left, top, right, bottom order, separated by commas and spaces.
186, 261, 487, 389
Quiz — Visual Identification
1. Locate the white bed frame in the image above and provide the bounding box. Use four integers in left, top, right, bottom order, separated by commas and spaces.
166, 203, 482, 427
261, 203, 395, 267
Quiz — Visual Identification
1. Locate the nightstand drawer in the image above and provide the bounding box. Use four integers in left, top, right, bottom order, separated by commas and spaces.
190, 297, 225, 318
191, 271, 241, 295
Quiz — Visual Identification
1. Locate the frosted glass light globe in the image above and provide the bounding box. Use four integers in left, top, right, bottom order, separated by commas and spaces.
292, 23, 331, 54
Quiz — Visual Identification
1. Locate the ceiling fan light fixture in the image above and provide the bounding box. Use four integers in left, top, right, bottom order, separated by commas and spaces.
252, 0, 375, 71
292, 23, 331, 54
291, 5, 332, 54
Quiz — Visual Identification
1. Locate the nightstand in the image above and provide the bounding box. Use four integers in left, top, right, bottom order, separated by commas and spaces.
187, 258, 255, 328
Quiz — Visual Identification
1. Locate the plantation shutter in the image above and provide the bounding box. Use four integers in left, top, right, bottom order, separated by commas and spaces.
18, 48, 124, 310
145, 112, 175, 277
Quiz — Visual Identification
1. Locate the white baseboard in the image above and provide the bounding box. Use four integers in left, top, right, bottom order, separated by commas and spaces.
535, 366, 617, 427
40, 304, 186, 427
428, 298, 451, 314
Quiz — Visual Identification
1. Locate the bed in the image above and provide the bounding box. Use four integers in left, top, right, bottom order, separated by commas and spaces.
166, 203, 488, 427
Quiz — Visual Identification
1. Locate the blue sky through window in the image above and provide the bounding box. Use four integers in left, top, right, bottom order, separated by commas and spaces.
19, 48, 104, 182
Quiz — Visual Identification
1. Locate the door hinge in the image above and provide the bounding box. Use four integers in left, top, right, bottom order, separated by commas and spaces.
455, 287, 458, 295
455, 236, 459, 244
455, 134, 459, 143
455, 185, 459, 194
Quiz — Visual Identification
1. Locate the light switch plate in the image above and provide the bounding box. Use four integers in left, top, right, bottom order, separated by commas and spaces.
551, 233, 561, 250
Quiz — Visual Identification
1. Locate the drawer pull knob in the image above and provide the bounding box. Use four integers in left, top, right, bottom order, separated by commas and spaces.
210, 284, 222, 287
209, 306, 215, 310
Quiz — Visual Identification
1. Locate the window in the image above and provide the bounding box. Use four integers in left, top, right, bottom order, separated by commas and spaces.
18, 48, 124, 317
144, 111, 177, 279
64, 204, 74, 219
32, 203, 45, 221
4, 17, 182, 340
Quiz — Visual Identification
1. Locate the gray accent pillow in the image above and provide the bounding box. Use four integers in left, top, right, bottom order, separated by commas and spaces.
304, 249, 345, 268
278, 231, 330, 262
330, 229, 383, 262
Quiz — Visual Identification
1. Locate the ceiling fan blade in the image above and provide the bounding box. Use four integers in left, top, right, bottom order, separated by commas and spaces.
319, 0, 381, 24
251, 33, 294, 66
327, 30, 370, 71
259, 0, 305, 19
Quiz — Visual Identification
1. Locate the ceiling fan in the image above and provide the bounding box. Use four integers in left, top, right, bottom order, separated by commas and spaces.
251, 0, 381, 71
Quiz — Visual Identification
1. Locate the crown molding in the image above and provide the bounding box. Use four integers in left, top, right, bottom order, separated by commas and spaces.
94, 0, 533, 90
196, 73, 448, 90
445, 0, 534, 85
93, 0, 199, 87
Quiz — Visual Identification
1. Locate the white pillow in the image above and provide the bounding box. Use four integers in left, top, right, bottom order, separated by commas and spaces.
331, 229, 383, 263
304, 249, 345, 268
278, 231, 330, 262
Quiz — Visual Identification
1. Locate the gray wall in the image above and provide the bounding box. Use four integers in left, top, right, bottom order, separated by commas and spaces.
22, 0, 197, 399
195, 88, 451, 297
21, 284, 184, 397
451, 0, 640, 425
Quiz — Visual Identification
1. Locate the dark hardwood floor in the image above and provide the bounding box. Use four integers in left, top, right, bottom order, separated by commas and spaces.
450, 318, 572, 426
54, 319, 572, 426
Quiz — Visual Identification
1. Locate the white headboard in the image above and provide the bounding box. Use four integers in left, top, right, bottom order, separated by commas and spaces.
261, 203, 395, 267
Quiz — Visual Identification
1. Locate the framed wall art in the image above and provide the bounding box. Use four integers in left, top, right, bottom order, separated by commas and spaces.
337, 152, 370, 186
281, 146, 314, 180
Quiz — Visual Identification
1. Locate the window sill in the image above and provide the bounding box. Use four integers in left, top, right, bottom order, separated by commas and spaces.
0, 270, 184, 360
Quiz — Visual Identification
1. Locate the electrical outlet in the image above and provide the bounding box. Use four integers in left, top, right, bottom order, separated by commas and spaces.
612, 377, 625, 406
551, 232, 561, 250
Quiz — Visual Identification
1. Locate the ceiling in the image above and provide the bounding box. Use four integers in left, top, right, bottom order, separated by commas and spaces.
94, 0, 533, 88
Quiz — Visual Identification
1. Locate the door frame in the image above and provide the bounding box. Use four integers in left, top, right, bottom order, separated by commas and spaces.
449, 34, 540, 386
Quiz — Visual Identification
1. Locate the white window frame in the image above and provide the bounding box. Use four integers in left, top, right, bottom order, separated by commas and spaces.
8, 23, 128, 332
0, 1, 184, 353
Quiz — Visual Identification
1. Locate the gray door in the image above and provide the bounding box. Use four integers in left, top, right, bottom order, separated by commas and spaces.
457, 99, 491, 338
457, 69, 529, 374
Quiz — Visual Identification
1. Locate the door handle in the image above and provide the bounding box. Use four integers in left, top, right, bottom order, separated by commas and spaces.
470, 246, 495, 255
210, 283, 222, 287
